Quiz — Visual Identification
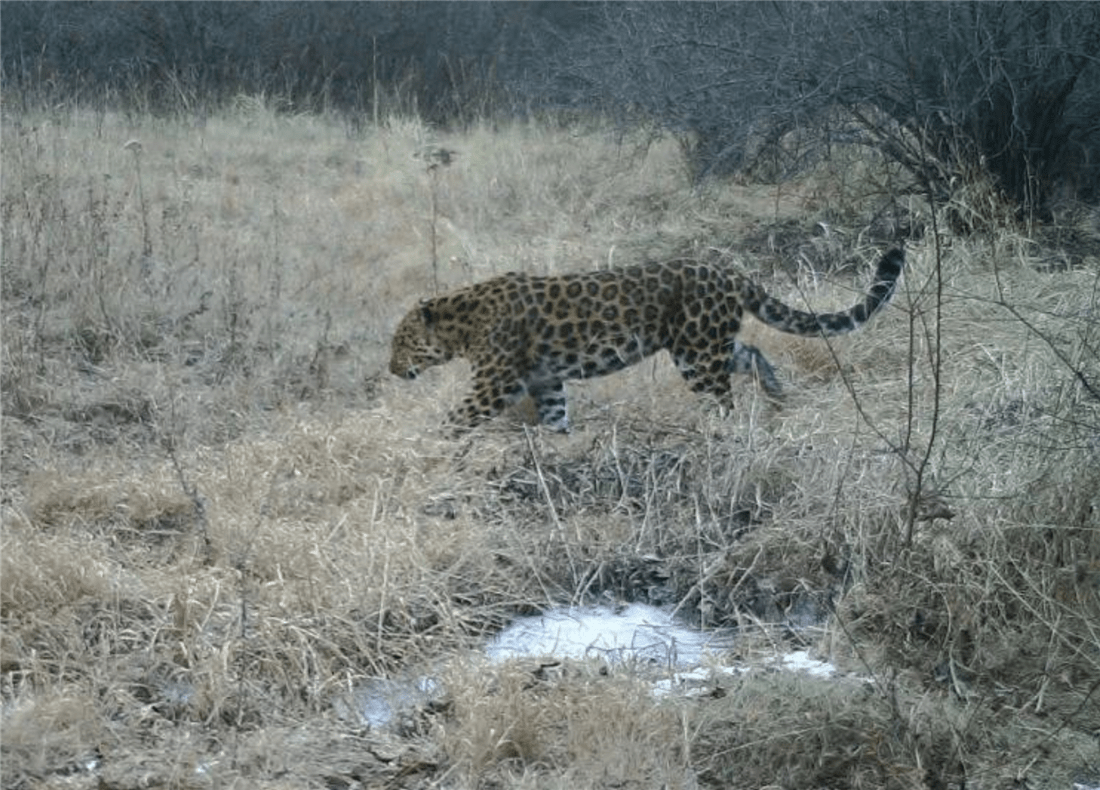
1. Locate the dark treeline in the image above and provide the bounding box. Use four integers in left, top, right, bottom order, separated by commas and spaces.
0, 2, 592, 120
4, 1, 1098, 213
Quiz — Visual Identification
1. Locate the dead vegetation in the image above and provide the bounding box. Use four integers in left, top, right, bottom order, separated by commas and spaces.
1, 104, 1098, 790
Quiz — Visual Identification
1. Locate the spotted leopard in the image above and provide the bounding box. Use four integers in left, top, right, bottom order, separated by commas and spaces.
390, 248, 904, 433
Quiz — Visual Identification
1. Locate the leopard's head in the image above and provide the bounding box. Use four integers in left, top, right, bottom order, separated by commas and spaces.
389, 299, 455, 379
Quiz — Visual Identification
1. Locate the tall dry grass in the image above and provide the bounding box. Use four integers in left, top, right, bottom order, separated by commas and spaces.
2, 100, 1098, 789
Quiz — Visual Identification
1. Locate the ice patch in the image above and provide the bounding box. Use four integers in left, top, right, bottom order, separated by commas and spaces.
781, 649, 836, 677
486, 602, 735, 668
337, 675, 441, 729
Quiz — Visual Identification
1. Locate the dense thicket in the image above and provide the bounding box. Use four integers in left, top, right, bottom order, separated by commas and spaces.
3, 1, 1098, 213
538, 3, 1100, 213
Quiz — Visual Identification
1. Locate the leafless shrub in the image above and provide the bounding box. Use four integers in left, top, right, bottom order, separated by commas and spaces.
536, 2, 1100, 221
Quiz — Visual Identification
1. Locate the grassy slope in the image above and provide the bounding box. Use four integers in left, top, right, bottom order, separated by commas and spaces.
1, 104, 1098, 789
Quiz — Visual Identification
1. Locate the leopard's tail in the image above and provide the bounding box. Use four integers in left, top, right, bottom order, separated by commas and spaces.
746, 248, 904, 336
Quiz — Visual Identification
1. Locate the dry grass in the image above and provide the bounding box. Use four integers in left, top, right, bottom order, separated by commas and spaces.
2, 102, 1098, 789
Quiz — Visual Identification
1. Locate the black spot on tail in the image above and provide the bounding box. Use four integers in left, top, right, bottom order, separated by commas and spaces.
866, 248, 904, 309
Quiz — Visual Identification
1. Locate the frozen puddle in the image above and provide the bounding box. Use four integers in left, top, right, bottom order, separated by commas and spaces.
487, 604, 838, 686
487, 602, 736, 668
340, 602, 842, 730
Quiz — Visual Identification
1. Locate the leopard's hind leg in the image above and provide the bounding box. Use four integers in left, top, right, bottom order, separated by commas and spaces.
672, 340, 782, 406
725, 340, 783, 398
530, 380, 571, 433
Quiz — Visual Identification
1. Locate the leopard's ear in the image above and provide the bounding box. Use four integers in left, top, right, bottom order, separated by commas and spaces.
419, 298, 434, 325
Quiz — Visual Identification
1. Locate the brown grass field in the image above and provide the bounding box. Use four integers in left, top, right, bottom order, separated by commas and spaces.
2, 102, 1098, 789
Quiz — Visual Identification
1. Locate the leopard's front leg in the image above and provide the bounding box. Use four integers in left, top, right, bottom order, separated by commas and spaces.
443, 365, 528, 435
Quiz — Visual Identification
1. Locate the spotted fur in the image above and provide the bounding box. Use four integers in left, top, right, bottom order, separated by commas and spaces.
390, 248, 904, 433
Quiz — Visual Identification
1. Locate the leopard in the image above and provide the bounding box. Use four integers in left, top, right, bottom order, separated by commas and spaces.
389, 247, 905, 433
